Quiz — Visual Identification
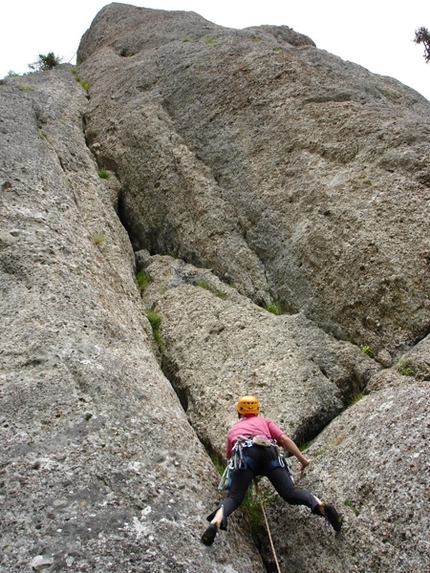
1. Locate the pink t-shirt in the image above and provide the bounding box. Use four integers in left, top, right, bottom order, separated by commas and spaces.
226, 416, 284, 458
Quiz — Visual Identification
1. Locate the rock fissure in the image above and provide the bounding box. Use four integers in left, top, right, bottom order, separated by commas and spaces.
1, 4, 430, 572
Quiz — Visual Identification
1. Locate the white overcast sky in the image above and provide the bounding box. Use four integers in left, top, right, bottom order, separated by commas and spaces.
1, 1, 429, 101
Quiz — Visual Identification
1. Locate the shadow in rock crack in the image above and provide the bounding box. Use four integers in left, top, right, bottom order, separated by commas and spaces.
161, 354, 189, 414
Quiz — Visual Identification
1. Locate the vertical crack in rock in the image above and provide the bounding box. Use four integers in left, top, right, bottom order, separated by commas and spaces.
0, 67, 266, 573
2, 3, 430, 571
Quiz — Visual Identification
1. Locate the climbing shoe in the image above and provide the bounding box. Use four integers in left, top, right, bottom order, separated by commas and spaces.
201, 523, 218, 546
323, 503, 342, 532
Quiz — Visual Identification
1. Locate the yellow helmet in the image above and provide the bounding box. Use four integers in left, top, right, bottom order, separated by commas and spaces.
237, 395, 260, 415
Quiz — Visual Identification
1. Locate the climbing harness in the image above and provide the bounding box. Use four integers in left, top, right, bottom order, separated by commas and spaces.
218, 436, 250, 490
217, 435, 251, 490
218, 435, 294, 491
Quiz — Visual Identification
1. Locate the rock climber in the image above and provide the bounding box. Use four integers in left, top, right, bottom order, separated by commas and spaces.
201, 395, 342, 545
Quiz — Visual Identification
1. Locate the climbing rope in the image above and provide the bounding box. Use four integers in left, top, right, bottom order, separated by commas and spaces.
254, 480, 282, 573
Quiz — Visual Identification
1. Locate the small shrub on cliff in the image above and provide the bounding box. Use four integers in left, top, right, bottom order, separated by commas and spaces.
28, 52, 63, 71
147, 309, 162, 344
414, 26, 430, 63
397, 358, 415, 377
360, 344, 374, 358
92, 233, 106, 245
97, 168, 110, 179
347, 392, 364, 407
136, 270, 150, 291
147, 309, 161, 330
70, 67, 88, 91
263, 302, 283, 315
215, 290, 227, 299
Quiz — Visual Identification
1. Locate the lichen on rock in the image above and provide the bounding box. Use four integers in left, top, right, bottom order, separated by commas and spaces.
1, 3, 430, 572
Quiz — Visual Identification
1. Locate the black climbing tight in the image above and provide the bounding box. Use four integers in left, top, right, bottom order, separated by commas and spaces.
208, 445, 321, 528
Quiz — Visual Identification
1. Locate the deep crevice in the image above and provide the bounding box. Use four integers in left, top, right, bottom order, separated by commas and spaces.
161, 355, 189, 414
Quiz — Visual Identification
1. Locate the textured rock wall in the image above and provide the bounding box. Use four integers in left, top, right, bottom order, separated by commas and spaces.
0, 68, 263, 573
78, 3, 430, 357
140, 254, 379, 456
136, 253, 429, 573
1, 3, 429, 572
269, 382, 430, 573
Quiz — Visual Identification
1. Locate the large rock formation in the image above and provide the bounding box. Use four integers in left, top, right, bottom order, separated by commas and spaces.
78, 2, 430, 356
140, 254, 380, 456
1, 3, 429, 572
0, 68, 262, 573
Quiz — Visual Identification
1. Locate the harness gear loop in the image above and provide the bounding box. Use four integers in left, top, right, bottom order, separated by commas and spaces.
218, 436, 252, 490
219, 435, 295, 491
232, 435, 253, 471
254, 480, 282, 573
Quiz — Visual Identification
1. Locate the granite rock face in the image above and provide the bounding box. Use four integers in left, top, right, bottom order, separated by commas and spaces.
1, 3, 430, 572
0, 69, 264, 573
137, 253, 429, 572
78, 2, 430, 356
268, 382, 430, 573
140, 254, 379, 457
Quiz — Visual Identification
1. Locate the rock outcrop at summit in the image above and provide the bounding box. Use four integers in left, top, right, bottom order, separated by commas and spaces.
1, 3, 429, 573
78, 2, 430, 356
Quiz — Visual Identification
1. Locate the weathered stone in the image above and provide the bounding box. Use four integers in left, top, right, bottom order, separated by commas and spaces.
78, 3, 430, 356
30, 555, 53, 571
267, 382, 430, 573
142, 254, 380, 456
0, 68, 264, 573
1, 3, 430, 572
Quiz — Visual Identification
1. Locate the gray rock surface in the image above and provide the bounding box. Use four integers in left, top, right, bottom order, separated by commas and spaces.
141, 254, 379, 457
78, 2, 430, 356
1, 3, 429, 572
0, 68, 263, 573
268, 382, 430, 573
